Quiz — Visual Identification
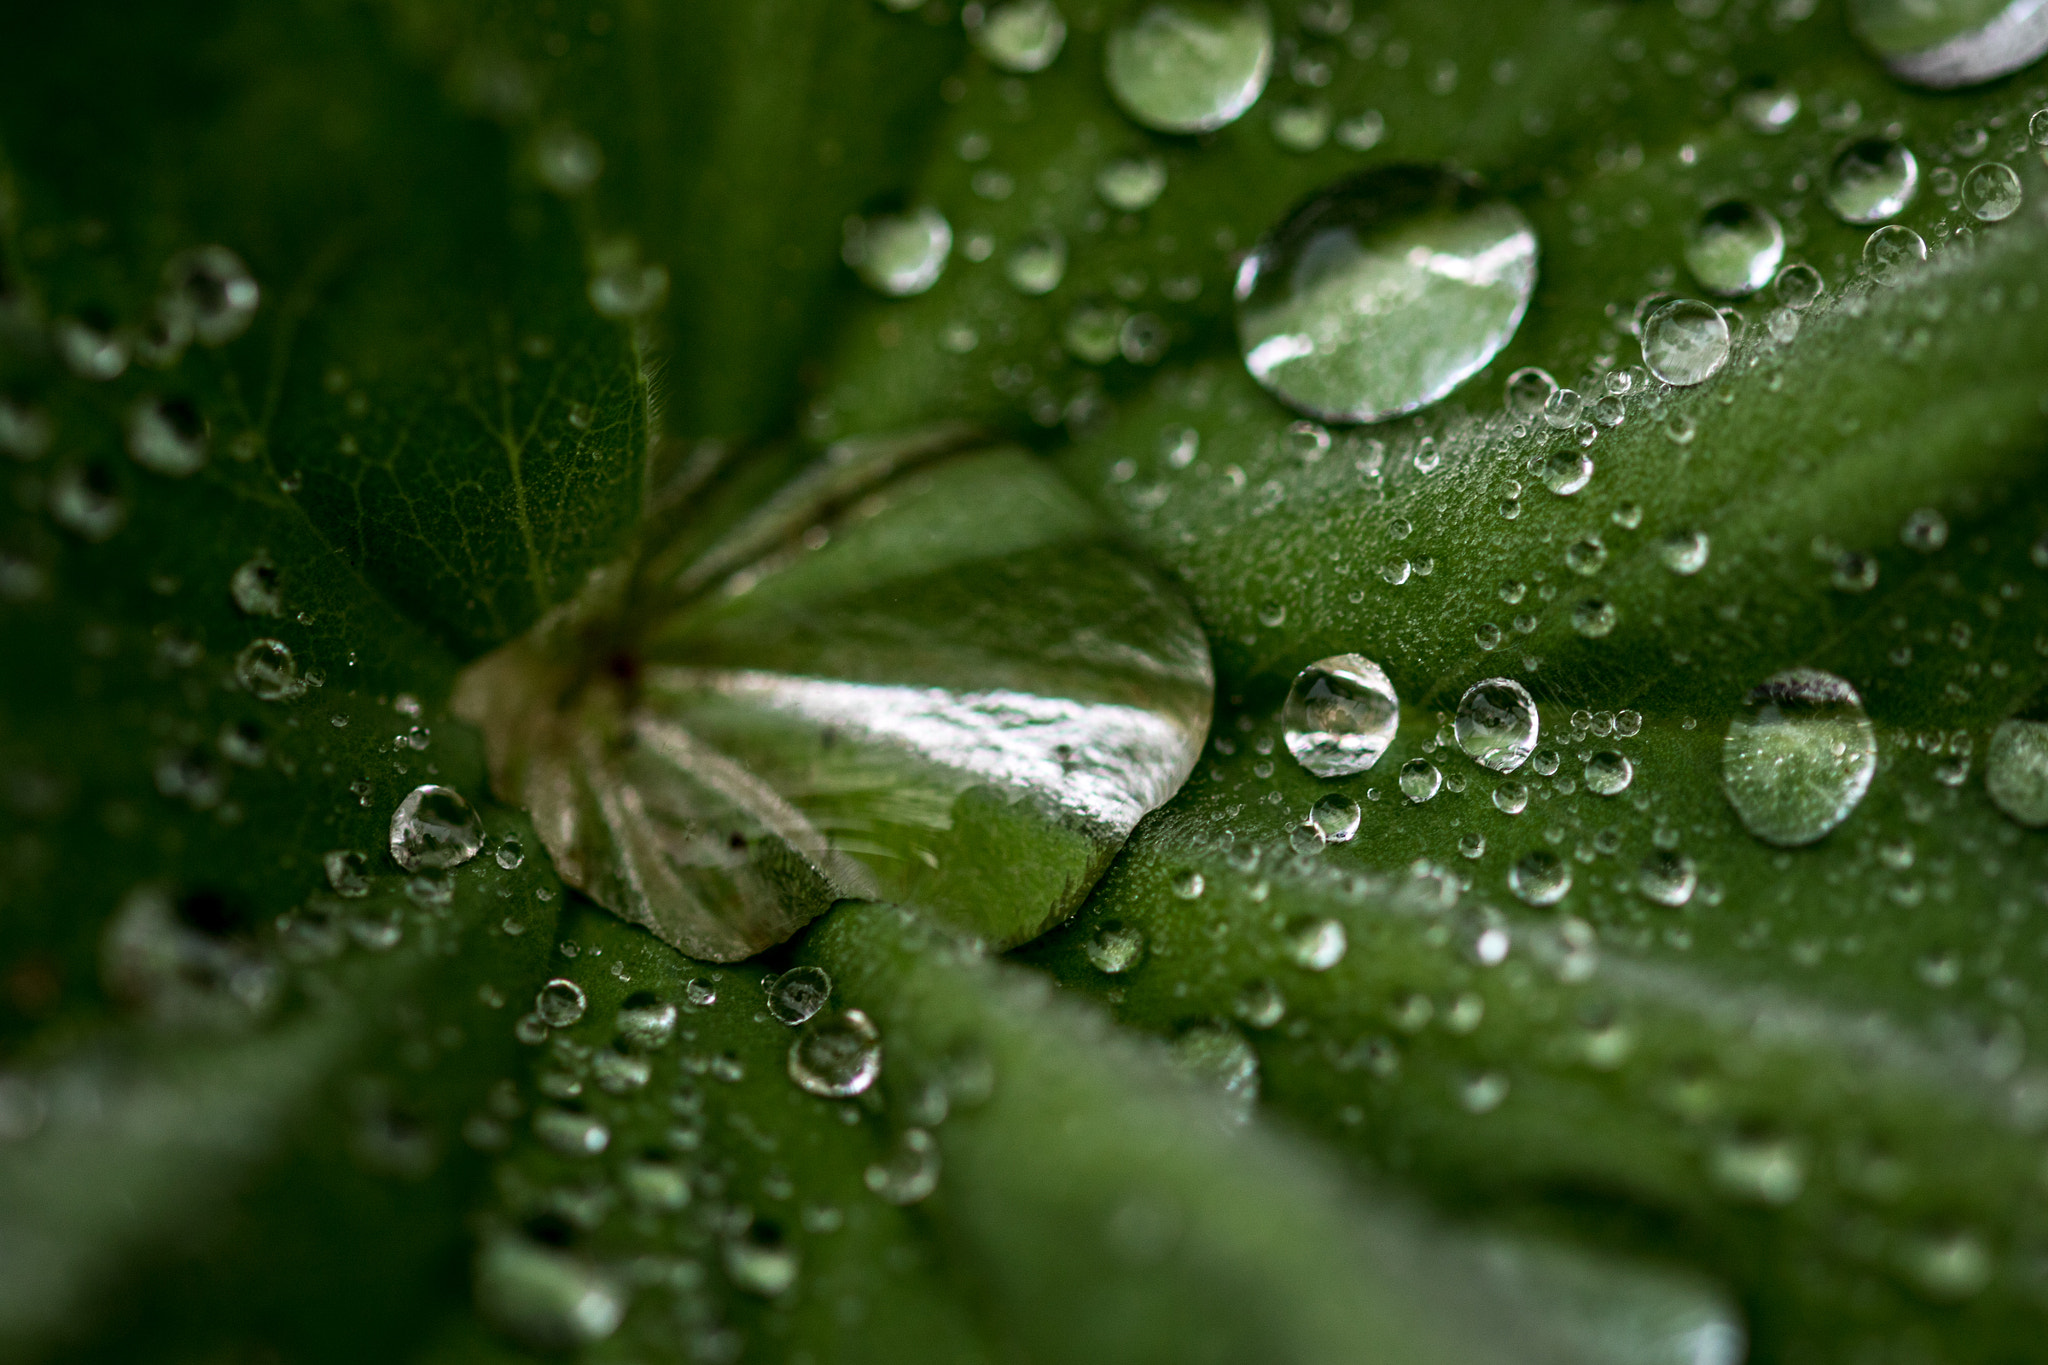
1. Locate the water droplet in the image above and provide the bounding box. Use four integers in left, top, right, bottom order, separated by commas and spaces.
1104, 0, 1275, 133
1723, 669, 1877, 847
1962, 161, 2023, 221
233, 638, 305, 701
1309, 792, 1361, 841
1658, 531, 1711, 575
1773, 263, 1824, 311
1084, 921, 1148, 973
55, 315, 129, 381
162, 245, 261, 347
1848, 0, 2048, 89
1097, 154, 1168, 211
1235, 167, 1537, 422
534, 1107, 610, 1157
1864, 224, 1927, 285
967, 0, 1067, 72
1583, 751, 1633, 796
1641, 299, 1731, 387
1282, 654, 1400, 777
1456, 678, 1538, 773
766, 966, 832, 1025
593, 1048, 651, 1094
1637, 850, 1697, 906
1571, 600, 1617, 638
1565, 536, 1608, 576
1685, 201, 1784, 297
1270, 100, 1333, 151
865, 1127, 942, 1204
1824, 139, 1920, 224
843, 207, 951, 296
1172, 1024, 1260, 1119
1064, 302, 1126, 363
1508, 849, 1571, 905
1335, 108, 1386, 150
1458, 831, 1487, 859
474, 1232, 625, 1349
1711, 1136, 1804, 1205
1538, 448, 1593, 496
1735, 83, 1800, 133
127, 396, 208, 477
1504, 365, 1556, 418
586, 248, 669, 318
535, 978, 588, 1028
1900, 506, 1949, 552
1398, 758, 1442, 803
494, 834, 525, 870
1233, 978, 1286, 1028
324, 849, 371, 898
1492, 782, 1529, 814
724, 1221, 799, 1298
1005, 228, 1068, 295
1460, 1072, 1509, 1113
1902, 1230, 1994, 1300
1541, 387, 1584, 430
389, 784, 485, 871
1285, 916, 1347, 971
1986, 717, 2048, 825
789, 1008, 882, 1097
230, 553, 282, 616
1171, 868, 1206, 898
623, 1154, 691, 1210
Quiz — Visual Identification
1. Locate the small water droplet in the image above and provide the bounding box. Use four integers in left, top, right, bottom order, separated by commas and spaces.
789, 1008, 882, 1097
163, 245, 261, 346
1285, 916, 1347, 971
1282, 654, 1400, 777
865, 1127, 942, 1204
1824, 139, 1920, 224
1722, 669, 1877, 847
534, 1107, 610, 1157
1233, 978, 1286, 1028
535, 125, 604, 194
1539, 448, 1593, 496
1685, 201, 1784, 297
616, 993, 679, 1048
1492, 782, 1529, 814
1504, 365, 1556, 418
843, 207, 951, 296
766, 966, 833, 1025
1398, 758, 1442, 803
1902, 1230, 1994, 1300
389, 784, 485, 871
1097, 154, 1168, 211
1583, 751, 1633, 796
494, 834, 525, 870
1171, 1023, 1260, 1119
233, 638, 305, 701
1104, 0, 1275, 134
1659, 530, 1711, 575
1309, 792, 1361, 841
1084, 921, 1148, 973
1171, 868, 1206, 898
1864, 224, 1927, 285
1005, 228, 1068, 294
724, 1221, 800, 1298
1235, 167, 1537, 422
1571, 600, 1617, 638
536, 978, 588, 1028
1962, 161, 2023, 221
324, 849, 372, 898
1641, 299, 1731, 387
127, 396, 208, 477
1508, 849, 1571, 905
967, 0, 1067, 72
1735, 83, 1800, 133
1456, 678, 1538, 773
1637, 850, 1697, 906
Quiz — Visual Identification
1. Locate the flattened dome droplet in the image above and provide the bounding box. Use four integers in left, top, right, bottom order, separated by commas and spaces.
1282, 654, 1400, 777
1684, 201, 1784, 297
1235, 167, 1537, 423
1722, 668, 1877, 846
1455, 678, 1539, 774
1105, 0, 1275, 134
1824, 139, 1920, 224
1849, 0, 2048, 89
1987, 710, 2048, 826
1641, 299, 1730, 387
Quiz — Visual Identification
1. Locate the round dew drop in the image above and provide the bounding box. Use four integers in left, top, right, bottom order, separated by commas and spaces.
1823, 139, 1919, 224
1097, 155, 1168, 211
1398, 758, 1442, 802
1234, 166, 1537, 423
967, 0, 1068, 73
1508, 849, 1571, 906
843, 207, 952, 297
1456, 678, 1539, 773
1684, 201, 1784, 297
1005, 229, 1068, 295
1583, 750, 1633, 796
1722, 668, 1877, 846
789, 1008, 882, 1097
1864, 225, 1927, 285
234, 638, 306, 701
766, 965, 833, 1025
1986, 717, 2048, 826
1287, 916, 1347, 971
1309, 792, 1362, 841
1504, 366, 1556, 419
865, 1127, 942, 1204
1637, 850, 1698, 907
1962, 162, 2023, 221
1282, 654, 1400, 777
536, 978, 588, 1028
163, 244, 261, 346
127, 396, 208, 477
474, 1234, 625, 1350
616, 994, 679, 1047
389, 784, 486, 871
1103, 0, 1275, 134
1084, 921, 1148, 973
1641, 299, 1731, 387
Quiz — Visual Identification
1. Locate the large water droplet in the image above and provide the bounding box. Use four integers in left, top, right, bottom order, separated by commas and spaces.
1864, 224, 1928, 285
1235, 167, 1536, 422
1641, 299, 1730, 387
1962, 161, 2023, 221
789, 1008, 882, 1097
390, 784, 486, 870
1824, 139, 1919, 224
1584, 750, 1633, 796
1684, 201, 1783, 297
1986, 716, 2048, 826
1282, 654, 1400, 777
230, 553, 283, 616
1722, 669, 1876, 847
1456, 678, 1539, 774
843, 208, 951, 297
1848, 0, 2048, 89
1104, 1, 1274, 134
766, 965, 833, 1025
1508, 850, 1571, 906
967, 0, 1068, 72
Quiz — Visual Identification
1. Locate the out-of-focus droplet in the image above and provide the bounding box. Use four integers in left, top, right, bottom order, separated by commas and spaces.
789, 1008, 882, 1097
844, 208, 952, 296
1848, 0, 2048, 89
1104, 0, 1275, 134
1824, 139, 1919, 224
967, 0, 1068, 72
1722, 669, 1876, 847
1685, 201, 1784, 297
